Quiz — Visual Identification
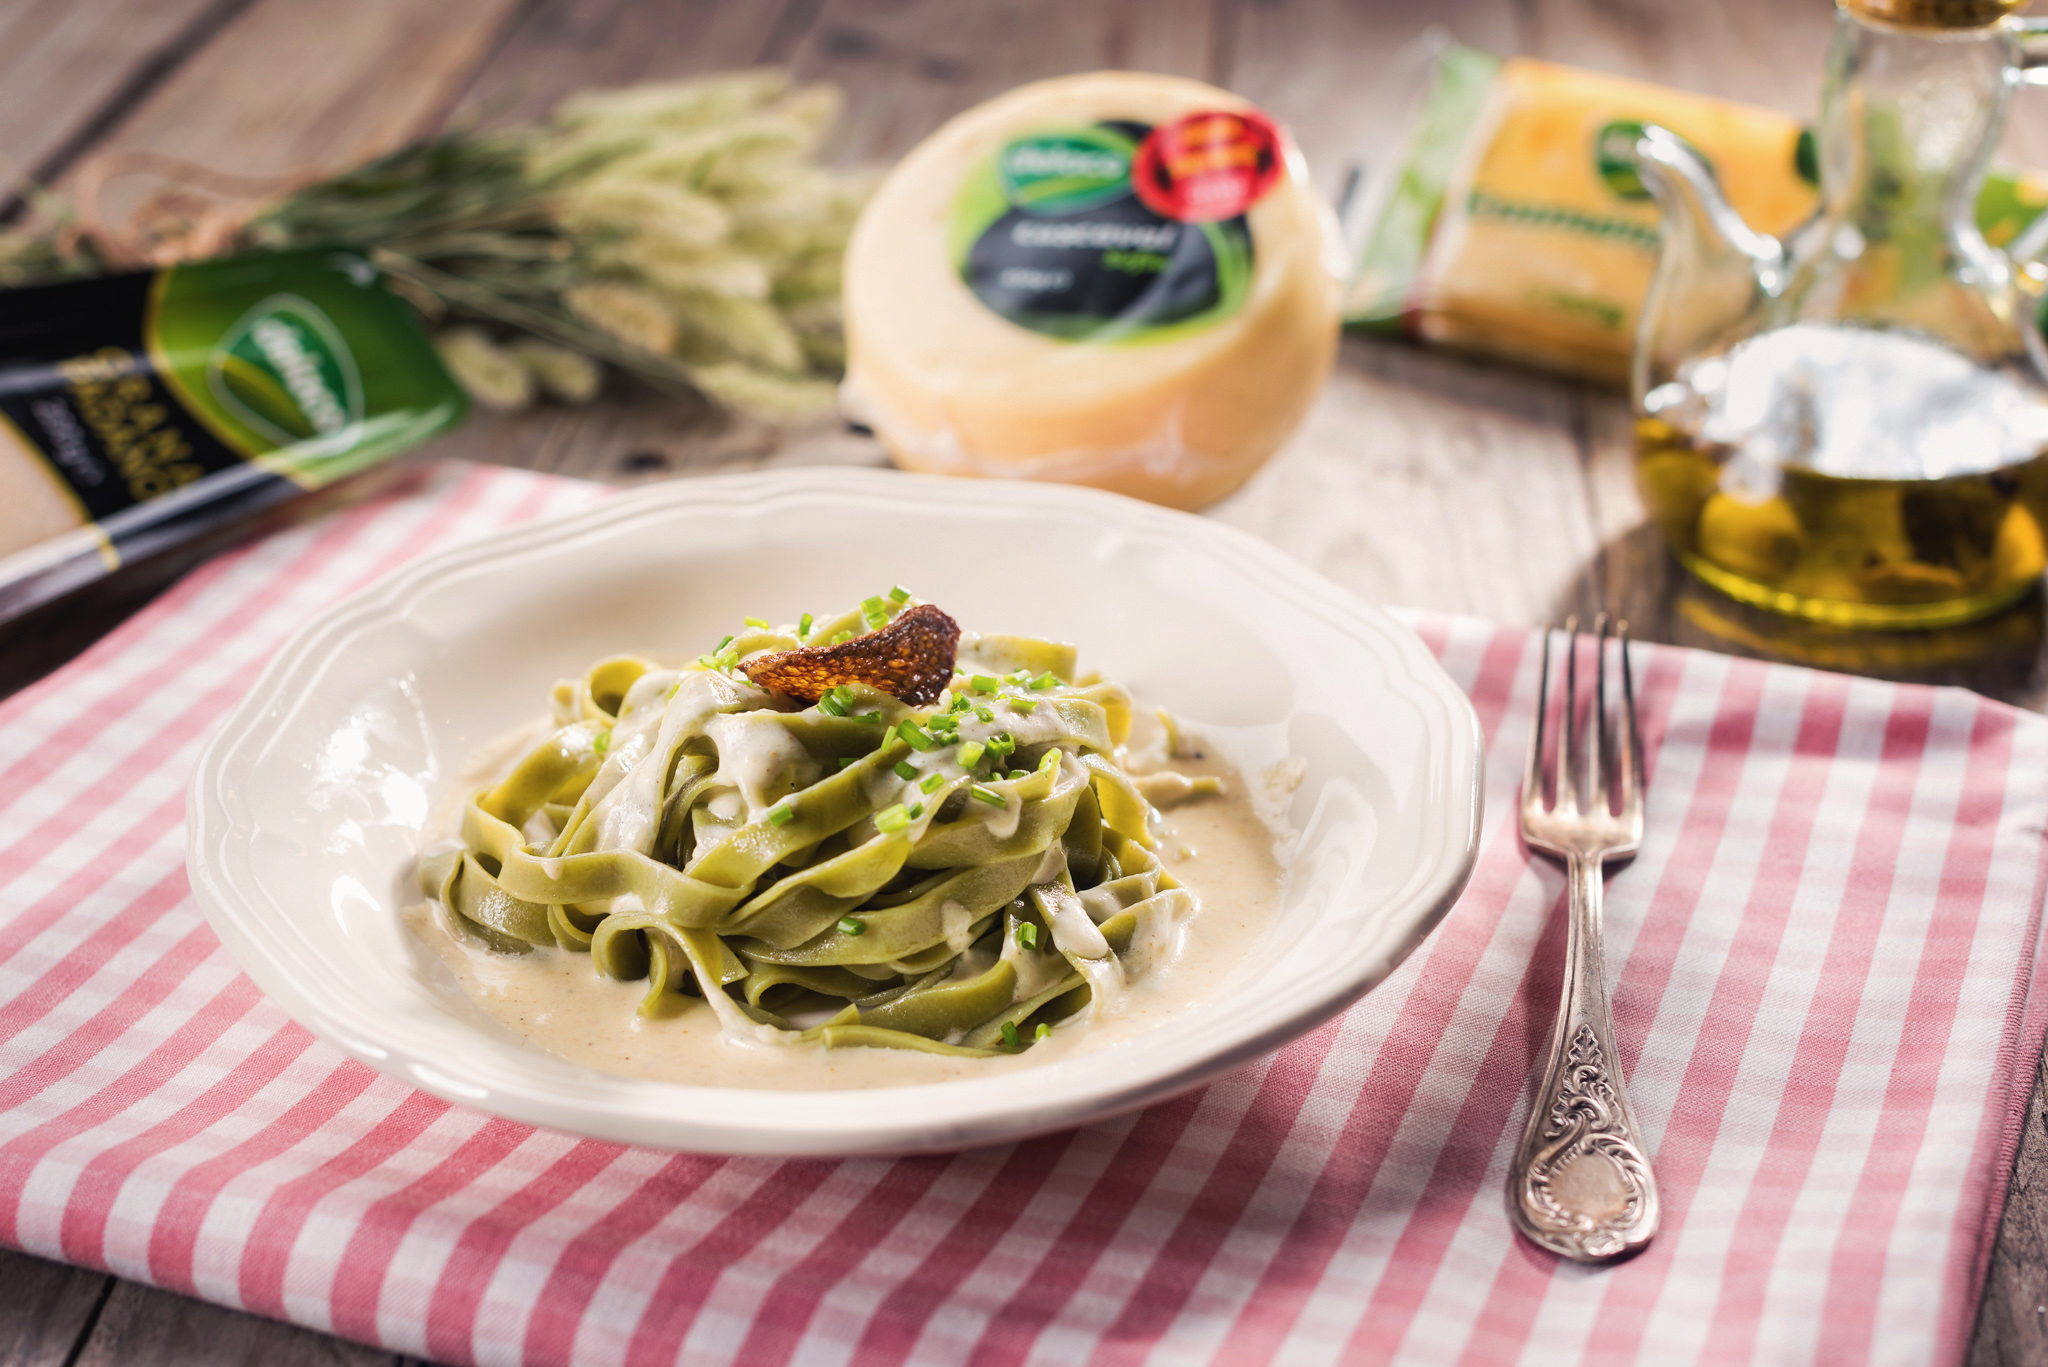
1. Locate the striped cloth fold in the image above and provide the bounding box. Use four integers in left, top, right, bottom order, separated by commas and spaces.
0, 460, 2042, 1366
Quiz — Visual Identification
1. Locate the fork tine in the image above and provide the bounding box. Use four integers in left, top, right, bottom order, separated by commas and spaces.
1616, 619, 1644, 828
1589, 613, 1610, 816
1560, 614, 1580, 815
1523, 625, 1553, 819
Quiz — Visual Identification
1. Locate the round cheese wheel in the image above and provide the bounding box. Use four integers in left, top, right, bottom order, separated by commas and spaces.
843, 72, 1341, 511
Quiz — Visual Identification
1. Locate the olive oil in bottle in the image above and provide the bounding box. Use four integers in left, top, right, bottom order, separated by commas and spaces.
1635, 323, 2048, 629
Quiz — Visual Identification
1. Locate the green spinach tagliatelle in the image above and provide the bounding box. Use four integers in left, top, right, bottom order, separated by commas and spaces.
421, 593, 1196, 1057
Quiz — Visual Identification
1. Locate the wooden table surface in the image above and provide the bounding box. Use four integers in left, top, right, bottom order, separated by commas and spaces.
3, 1, 2047, 1363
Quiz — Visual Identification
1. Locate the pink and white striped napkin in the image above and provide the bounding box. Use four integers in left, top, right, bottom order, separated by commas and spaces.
1, 460, 2043, 1366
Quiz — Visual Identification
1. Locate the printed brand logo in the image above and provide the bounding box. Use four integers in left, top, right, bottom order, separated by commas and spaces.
207, 294, 363, 451
998, 130, 1135, 216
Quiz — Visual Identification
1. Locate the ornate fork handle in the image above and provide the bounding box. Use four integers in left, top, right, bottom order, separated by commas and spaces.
1509, 850, 1659, 1261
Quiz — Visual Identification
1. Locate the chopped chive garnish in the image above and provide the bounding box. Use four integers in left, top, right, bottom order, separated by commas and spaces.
798, 612, 813, 638
888, 584, 910, 603
957, 740, 986, 768
697, 655, 716, 668
920, 772, 944, 793
832, 630, 854, 645
1010, 698, 1038, 713
715, 635, 734, 652
974, 706, 995, 724
894, 760, 918, 780
970, 784, 1005, 807
847, 711, 884, 725
1002, 1021, 1020, 1049
838, 916, 866, 936
897, 720, 936, 751
1031, 672, 1059, 690
860, 595, 885, 615
1038, 748, 1061, 773
875, 803, 911, 833
768, 802, 795, 827
593, 730, 611, 755
950, 693, 972, 712
1008, 769, 1029, 780
1036, 1022, 1051, 1041
837, 756, 856, 769
817, 692, 847, 717
1008, 669, 1033, 684
907, 802, 923, 818
971, 675, 1000, 694
987, 732, 1016, 758
744, 617, 768, 629
1017, 922, 1039, 951
927, 712, 958, 732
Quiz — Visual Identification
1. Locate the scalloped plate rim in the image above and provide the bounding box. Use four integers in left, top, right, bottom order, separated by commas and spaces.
186, 467, 1483, 1155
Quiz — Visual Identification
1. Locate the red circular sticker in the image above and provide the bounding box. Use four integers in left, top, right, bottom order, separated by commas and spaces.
1130, 108, 1285, 223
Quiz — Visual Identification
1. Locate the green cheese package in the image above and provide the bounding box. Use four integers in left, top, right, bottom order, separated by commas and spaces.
1347, 43, 2048, 381
0, 248, 466, 620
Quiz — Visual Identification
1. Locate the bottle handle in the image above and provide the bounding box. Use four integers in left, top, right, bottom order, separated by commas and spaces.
2009, 15, 2048, 85
2003, 18, 2048, 266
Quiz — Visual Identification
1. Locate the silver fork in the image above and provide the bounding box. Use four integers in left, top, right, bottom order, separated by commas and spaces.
1508, 614, 1660, 1262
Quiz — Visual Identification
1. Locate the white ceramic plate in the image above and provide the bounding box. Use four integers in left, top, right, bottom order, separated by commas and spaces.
187, 468, 1482, 1156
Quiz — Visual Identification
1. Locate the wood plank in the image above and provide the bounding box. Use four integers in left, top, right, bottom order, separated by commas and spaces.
1971, 1043, 2048, 1367
450, 0, 812, 129
69, 1280, 390, 1367
441, 392, 885, 486
0, 0, 238, 202
66, 0, 525, 229
1211, 336, 1598, 627
0, 1248, 111, 1367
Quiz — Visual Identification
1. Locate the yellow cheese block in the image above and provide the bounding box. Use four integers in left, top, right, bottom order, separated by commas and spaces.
1414, 57, 1818, 382
843, 72, 1340, 511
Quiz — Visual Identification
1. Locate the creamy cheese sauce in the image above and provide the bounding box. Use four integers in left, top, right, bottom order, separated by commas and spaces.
409, 729, 1286, 1091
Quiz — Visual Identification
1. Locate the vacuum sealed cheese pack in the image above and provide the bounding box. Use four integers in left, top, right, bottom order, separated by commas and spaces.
843, 72, 1342, 511
1349, 43, 2048, 382
0, 248, 465, 620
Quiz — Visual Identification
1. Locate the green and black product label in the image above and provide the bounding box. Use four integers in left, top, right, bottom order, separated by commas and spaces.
949, 108, 1284, 345
0, 248, 464, 566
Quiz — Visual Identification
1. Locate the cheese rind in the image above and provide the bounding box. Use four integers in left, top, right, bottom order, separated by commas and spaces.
844, 72, 1340, 511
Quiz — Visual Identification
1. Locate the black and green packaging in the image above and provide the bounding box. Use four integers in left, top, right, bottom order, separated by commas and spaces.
0, 248, 465, 618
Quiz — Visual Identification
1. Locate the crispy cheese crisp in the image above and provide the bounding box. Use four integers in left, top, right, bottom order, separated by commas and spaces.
744, 603, 961, 705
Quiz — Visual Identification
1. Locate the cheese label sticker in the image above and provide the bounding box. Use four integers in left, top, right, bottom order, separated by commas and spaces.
1131, 110, 1283, 222
950, 113, 1276, 345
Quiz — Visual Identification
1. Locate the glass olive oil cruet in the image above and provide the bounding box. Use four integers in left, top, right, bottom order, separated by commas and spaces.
1634, 0, 2048, 628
